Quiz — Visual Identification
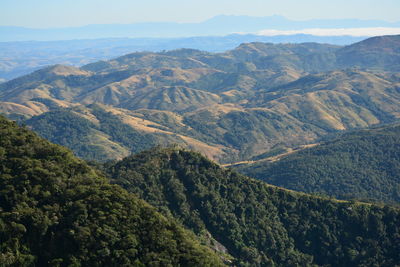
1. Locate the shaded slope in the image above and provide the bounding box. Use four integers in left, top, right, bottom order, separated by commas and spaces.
25, 109, 131, 161
235, 124, 400, 204
0, 116, 225, 266
105, 147, 400, 267
336, 35, 400, 71
24, 105, 231, 162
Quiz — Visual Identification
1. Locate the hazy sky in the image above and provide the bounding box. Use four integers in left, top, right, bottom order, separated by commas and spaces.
1, 0, 399, 28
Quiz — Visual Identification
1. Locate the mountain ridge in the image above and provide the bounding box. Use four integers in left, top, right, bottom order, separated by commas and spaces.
2, 35, 400, 162
0, 115, 226, 266
235, 123, 400, 204
0, 34, 365, 81
104, 146, 400, 266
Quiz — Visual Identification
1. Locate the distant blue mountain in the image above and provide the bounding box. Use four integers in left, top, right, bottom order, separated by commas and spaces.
1, 15, 399, 41
202, 15, 400, 32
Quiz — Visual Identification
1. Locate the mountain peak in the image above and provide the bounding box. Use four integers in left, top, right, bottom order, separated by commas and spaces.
348, 34, 400, 50
336, 34, 400, 70
205, 14, 287, 22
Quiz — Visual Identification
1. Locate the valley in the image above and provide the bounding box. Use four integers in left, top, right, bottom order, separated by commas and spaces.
1, 35, 400, 164
1, 115, 400, 266
3, 1, 400, 266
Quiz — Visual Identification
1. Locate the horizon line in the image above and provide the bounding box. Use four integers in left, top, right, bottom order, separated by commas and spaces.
1, 14, 399, 30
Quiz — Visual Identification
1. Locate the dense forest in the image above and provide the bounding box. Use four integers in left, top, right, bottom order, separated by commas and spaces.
0, 115, 225, 266
236, 124, 400, 204
105, 147, 400, 267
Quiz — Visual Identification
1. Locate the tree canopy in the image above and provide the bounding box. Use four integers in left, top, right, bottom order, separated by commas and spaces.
0, 116, 224, 266
105, 147, 400, 266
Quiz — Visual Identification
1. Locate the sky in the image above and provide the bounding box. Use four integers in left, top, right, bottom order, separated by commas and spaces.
0, 0, 399, 28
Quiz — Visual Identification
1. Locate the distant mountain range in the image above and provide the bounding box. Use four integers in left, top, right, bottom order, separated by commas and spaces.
1, 35, 400, 164
2, 15, 400, 41
0, 34, 366, 81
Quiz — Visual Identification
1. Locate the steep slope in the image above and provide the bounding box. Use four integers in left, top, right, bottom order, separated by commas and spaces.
0, 116, 225, 266
105, 147, 400, 267
336, 35, 400, 71
0, 65, 138, 115
250, 70, 400, 130
0, 65, 93, 104
119, 86, 221, 112
25, 109, 131, 161
2, 36, 400, 163
76, 67, 219, 105
235, 124, 400, 204
224, 42, 338, 72
24, 105, 231, 162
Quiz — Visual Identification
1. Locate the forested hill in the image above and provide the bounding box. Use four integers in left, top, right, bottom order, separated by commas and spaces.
0, 115, 224, 266
235, 124, 400, 204
105, 147, 400, 267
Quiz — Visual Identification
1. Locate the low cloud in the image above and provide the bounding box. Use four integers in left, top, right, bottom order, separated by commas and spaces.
257, 27, 400, 37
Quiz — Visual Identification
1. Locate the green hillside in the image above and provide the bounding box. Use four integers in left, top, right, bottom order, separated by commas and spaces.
235, 124, 400, 204
25, 107, 158, 161
0, 116, 225, 266
24, 105, 233, 162
104, 147, 400, 267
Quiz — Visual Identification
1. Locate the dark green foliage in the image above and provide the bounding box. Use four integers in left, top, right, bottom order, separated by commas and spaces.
24, 106, 163, 162
90, 105, 157, 153
236, 124, 400, 204
25, 109, 107, 161
182, 108, 318, 161
0, 116, 225, 266
105, 147, 400, 266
